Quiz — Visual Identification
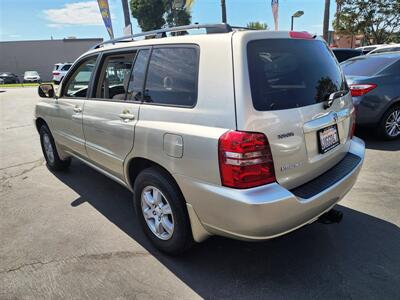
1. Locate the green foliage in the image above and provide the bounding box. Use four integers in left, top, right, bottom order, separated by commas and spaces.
247, 22, 269, 30
164, 0, 192, 27
130, 0, 192, 32
334, 0, 400, 44
130, 0, 165, 31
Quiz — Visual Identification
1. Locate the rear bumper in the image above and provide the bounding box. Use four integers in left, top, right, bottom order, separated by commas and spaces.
176, 137, 365, 241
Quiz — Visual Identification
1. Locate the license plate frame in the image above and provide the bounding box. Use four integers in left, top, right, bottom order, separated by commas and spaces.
318, 124, 340, 154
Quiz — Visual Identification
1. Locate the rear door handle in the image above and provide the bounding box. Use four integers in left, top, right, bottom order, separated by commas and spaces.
119, 111, 135, 121
73, 106, 82, 113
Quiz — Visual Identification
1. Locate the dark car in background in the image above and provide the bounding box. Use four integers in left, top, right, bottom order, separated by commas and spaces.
0, 72, 20, 84
341, 53, 400, 139
332, 48, 363, 63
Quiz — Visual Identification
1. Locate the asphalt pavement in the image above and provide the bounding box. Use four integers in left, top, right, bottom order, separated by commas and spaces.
1, 87, 399, 299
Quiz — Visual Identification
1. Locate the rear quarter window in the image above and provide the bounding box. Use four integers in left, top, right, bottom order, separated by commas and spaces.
341, 57, 397, 76
144, 47, 198, 107
247, 39, 347, 111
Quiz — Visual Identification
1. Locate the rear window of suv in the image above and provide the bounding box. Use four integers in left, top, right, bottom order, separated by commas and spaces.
247, 39, 347, 111
341, 56, 397, 76
61, 64, 72, 71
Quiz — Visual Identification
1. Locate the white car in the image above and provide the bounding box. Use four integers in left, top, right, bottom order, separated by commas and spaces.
367, 44, 400, 55
356, 44, 386, 54
23, 71, 41, 83
52, 63, 72, 84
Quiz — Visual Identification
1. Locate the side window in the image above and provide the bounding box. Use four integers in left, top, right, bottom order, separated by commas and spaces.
64, 57, 97, 98
61, 64, 71, 71
95, 53, 135, 100
144, 47, 198, 107
127, 49, 150, 101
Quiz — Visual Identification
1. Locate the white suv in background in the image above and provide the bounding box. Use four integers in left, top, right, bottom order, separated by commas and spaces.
52, 63, 72, 84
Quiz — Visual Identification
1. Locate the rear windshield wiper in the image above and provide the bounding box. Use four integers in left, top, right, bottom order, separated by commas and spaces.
324, 90, 348, 109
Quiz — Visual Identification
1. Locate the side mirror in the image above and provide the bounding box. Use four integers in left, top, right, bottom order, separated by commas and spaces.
38, 83, 55, 98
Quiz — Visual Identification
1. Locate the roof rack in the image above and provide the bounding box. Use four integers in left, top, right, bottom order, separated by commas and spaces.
92, 23, 234, 49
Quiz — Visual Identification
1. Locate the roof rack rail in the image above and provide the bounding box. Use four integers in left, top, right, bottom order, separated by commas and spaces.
91, 23, 233, 49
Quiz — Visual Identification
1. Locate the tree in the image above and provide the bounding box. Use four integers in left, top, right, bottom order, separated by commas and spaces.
247, 22, 269, 30
130, 0, 193, 32
164, 0, 192, 27
334, 0, 400, 45
130, 0, 166, 31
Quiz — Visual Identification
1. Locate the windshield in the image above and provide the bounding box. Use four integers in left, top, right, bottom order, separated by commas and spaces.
247, 39, 347, 111
25, 71, 38, 76
341, 56, 396, 76
61, 65, 72, 71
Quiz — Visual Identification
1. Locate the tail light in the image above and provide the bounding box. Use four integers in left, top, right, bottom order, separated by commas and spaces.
53, 72, 60, 76
349, 106, 356, 139
218, 131, 276, 189
349, 84, 377, 97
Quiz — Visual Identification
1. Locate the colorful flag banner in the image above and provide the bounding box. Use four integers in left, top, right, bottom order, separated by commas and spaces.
271, 0, 279, 31
97, 0, 114, 39
185, 0, 195, 10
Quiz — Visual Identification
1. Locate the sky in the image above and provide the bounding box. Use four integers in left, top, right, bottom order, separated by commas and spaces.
0, 0, 337, 41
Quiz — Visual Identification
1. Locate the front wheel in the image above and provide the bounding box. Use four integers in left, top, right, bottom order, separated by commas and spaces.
39, 125, 71, 171
377, 105, 400, 140
133, 167, 193, 254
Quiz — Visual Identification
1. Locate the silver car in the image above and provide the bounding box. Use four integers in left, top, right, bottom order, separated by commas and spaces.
35, 24, 365, 254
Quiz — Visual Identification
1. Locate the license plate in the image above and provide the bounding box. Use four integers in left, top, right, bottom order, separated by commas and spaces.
318, 125, 339, 154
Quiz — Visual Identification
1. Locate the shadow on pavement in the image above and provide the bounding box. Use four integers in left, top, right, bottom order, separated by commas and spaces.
56, 160, 400, 299
356, 128, 400, 151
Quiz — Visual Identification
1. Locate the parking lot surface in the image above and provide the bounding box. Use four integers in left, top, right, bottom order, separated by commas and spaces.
1, 87, 399, 299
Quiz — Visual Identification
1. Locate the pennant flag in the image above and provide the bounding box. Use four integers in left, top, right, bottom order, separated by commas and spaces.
271, 0, 279, 31
97, 0, 114, 39
185, 0, 195, 11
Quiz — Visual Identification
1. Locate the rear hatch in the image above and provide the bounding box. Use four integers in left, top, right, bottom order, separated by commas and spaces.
233, 32, 354, 189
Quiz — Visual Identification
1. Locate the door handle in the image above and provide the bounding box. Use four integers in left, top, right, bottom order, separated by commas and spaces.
119, 111, 135, 121
73, 106, 82, 113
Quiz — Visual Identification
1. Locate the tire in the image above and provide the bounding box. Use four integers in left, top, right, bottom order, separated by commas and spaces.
39, 125, 71, 171
376, 105, 400, 140
133, 167, 193, 255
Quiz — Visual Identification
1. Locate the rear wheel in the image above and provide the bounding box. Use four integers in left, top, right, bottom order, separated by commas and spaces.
133, 167, 193, 254
377, 105, 400, 140
39, 125, 71, 171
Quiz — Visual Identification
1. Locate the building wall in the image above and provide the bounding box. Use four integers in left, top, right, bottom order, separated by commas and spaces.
0, 38, 103, 81
331, 34, 364, 48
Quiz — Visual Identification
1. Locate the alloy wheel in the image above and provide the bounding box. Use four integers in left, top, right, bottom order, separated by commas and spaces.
43, 133, 55, 164
385, 109, 400, 137
141, 186, 174, 240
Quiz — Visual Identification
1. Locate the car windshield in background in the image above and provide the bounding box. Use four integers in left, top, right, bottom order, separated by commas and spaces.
333, 49, 362, 63
341, 56, 396, 76
25, 71, 38, 76
61, 65, 71, 71
247, 39, 346, 111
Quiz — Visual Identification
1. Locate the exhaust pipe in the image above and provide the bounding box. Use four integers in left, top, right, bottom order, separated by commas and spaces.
318, 208, 343, 224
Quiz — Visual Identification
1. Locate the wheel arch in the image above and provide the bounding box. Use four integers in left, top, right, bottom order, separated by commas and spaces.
379, 97, 400, 122
125, 157, 176, 192
124, 156, 211, 243
35, 117, 48, 133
